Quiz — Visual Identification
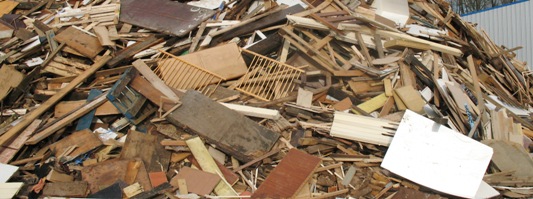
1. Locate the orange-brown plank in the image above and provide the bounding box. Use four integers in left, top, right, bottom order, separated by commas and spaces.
251, 149, 321, 198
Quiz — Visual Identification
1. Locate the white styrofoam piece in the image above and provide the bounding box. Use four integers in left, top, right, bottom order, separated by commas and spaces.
381, 110, 493, 198
0, 163, 18, 183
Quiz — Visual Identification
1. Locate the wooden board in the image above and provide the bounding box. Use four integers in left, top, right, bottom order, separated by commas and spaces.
42, 181, 89, 197
170, 167, 220, 196
50, 129, 103, 159
394, 86, 425, 114
0, 1, 19, 15
354, 93, 388, 114
55, 100, 119, 117
0, 65, 24, 101
381, 110, 493, 198
54, 26, 103, 59
166, 90, 279, 162
120, 130, 156, 170
0, 119, 42, 163
482, 140, 533, 178
0, 182, 23, 199
330, 111, 397, 146
0, 163, 18, 183
252, 149, 321, 198
178, 43, 247, 80
82, 159, 152, 194
333, 97, 352, 111
148, 172, 167, 187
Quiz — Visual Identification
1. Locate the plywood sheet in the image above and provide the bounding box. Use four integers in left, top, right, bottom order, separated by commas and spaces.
42, 181, 88, 197
381, 110, 493, 198
120, 0, 215, 36
0, 1, 18, 15
482, 140, 533, 178
120, 130, 156, 170
166, 90, 279, 162
82, 159, 152, 194
54, 26, 103, 58
252, 149, 321, 198
170, 167, 220, 195
50, 129, 103, 159
394, 86, 425, 114
0, 65, 24, 101
178, 43, 247, 80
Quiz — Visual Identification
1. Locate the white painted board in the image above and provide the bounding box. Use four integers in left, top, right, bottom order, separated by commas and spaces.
381, 110, 493, 198
0, 163, 18, 183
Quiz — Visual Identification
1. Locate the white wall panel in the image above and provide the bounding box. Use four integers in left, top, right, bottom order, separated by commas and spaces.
462, 0, 532, 69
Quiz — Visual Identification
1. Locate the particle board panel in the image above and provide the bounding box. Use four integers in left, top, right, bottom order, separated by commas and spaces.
120, 0, 216, 36
482, 140, 533, 178
82, 159, 152, 194
381, 110, 493, 198
42, 181, 89, 197
166, 90, 279, 162
49, 129, 103, 159
148, 172, 167, 187
170, 167, 220, 196
251, 149, 321, 198
178, 43, 247, 80
54, 26, 103, 59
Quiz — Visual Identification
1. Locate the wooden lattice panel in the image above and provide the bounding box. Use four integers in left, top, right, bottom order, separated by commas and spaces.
234, 49, 304, 101
151, 50, 225, 96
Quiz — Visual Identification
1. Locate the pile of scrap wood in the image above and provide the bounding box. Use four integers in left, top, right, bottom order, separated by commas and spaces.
1, 0, 533, 198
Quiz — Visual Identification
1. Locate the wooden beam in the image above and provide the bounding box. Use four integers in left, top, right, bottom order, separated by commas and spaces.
0, 55, 111, 147
131, 59, 180, 102
25, 92, 108, 145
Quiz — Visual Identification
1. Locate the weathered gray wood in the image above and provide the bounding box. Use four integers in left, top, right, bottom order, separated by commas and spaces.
166, 90, 279, 162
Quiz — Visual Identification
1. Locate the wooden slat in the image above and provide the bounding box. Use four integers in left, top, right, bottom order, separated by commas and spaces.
252, 149, 321, 198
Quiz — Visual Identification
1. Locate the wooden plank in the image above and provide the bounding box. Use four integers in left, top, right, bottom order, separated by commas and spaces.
0, 182, 23, 199
0, 1, 18, 15
186, 137, 237, 196
93, 26, 114, 46
296, 87, 313, 108
0, 119, 42, 163
42, 181, 88, 197
76, 89, 102, 131
0, 65, 24, 101
120, 130, 156, 170
49, 129, 103, 159
353, 93, 388, 114
54, 26, 104, 58
55, 100, 120, 117
384, 39, 431, 51
252, 149, 321, 198
220, 103, 281, 120
0, 55, 111, 147
25, 92, 109, 145
333, 97, 353, 111
107, 35, 164, 67
166, 90, 279, 162
394, 86, 425, 114
82, 159, 152, 194
132, 59, 180, 102
179, 43, 247, 80
170, 167, 220, 196
482, 140, 533, 178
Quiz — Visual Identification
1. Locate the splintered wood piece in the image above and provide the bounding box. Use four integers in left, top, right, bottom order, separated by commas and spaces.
120, 130, 156, 170
330, 111, 397, 146
123, 182, 143, 198
170, 167, 220, 196
82, 159, 152, 194
252, 149, 321, 198
50, 129, 103, 159
0, 119, 42, 163
54, 27, 104, 58
42, 181, 88, 197
186, 137, 237, 196
394, 86, 425, 114
166, 91, 279, 162
93, 26, 114, 46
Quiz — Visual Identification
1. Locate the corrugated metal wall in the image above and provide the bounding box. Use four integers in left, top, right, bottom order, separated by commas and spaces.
461, 0, 533, 69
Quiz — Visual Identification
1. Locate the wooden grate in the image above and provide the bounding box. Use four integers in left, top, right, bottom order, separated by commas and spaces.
151, 50, 225, 97
234, 49, 304, 101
